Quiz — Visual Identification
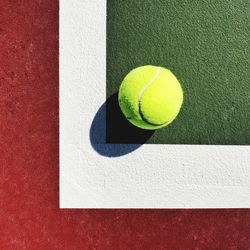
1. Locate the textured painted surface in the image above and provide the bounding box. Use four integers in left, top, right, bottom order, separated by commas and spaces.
107, 0, 250, 144
60, 0, 250, 208
1, 0, 250, 249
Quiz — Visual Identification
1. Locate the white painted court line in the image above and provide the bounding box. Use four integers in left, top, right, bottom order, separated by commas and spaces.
60, 0, 250, 208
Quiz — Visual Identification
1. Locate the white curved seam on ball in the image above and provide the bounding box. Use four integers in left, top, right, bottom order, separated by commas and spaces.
137, 68, 170, 126
137, 67, 161, 108
137, 67, 161, 124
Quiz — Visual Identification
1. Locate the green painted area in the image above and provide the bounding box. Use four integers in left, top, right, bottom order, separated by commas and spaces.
107, 0, 250, 144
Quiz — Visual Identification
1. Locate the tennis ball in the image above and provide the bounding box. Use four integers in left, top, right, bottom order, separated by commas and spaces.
118, 65, 183, 130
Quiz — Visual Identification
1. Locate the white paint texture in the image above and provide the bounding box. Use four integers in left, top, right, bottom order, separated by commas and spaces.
60, 0, 250, 208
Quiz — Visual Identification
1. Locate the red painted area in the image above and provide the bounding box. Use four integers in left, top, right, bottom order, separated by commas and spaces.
0, 1, 249, 249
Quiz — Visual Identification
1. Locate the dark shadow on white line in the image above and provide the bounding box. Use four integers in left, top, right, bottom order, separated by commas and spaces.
89, 93, 154, 157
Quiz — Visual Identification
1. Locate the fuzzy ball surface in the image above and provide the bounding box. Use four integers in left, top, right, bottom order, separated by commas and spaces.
118, 65, 183, 130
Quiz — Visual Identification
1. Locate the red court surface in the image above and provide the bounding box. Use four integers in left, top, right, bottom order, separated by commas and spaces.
0, 1, 250, 249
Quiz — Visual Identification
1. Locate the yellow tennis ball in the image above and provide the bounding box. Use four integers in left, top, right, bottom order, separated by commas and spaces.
118, 65, 183, 130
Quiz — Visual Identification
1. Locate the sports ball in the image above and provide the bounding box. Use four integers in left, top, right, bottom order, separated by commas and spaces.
118, 65, 183, 130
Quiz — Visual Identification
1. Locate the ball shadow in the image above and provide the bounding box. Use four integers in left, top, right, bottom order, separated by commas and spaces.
106, 93, 154, 143
89, 93, 154, 157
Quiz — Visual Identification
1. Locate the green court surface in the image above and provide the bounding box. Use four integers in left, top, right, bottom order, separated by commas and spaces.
106, 0, 250, 145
